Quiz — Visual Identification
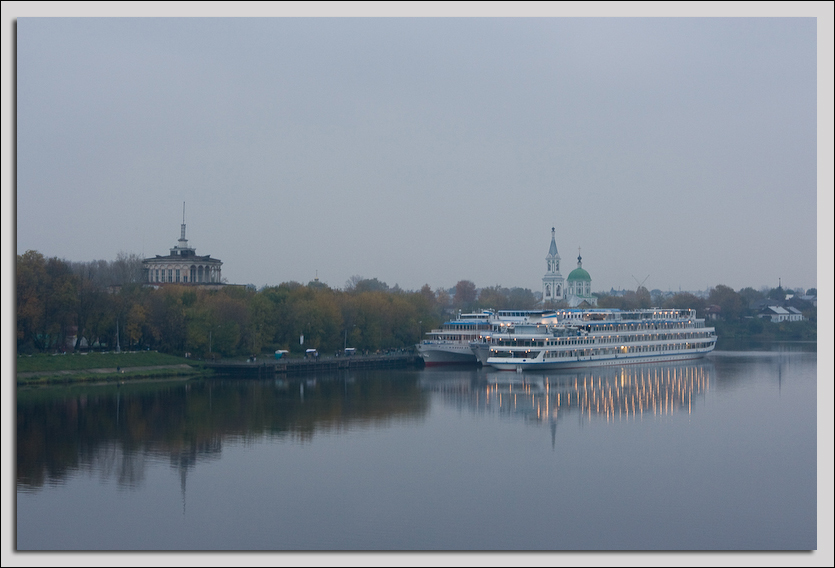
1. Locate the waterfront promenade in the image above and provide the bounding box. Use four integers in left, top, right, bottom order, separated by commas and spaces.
205, 350, 423, 377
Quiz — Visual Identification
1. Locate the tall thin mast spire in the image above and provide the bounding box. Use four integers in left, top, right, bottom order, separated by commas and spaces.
180, 202, 186, 241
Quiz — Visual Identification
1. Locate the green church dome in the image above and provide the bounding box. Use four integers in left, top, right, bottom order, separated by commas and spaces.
567, 267, 591, 281
567, 253, 591, 282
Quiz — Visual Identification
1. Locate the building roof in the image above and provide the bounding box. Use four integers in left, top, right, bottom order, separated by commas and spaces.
762, 306, 789, 315
567, 267, 591, 281
144, 254, 221, 263
567, 253, 590, 281
547, 227, 559, 257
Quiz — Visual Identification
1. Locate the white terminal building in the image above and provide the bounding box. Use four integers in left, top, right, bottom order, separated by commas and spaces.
541, 227, 597, 308
142, 208, 223, 286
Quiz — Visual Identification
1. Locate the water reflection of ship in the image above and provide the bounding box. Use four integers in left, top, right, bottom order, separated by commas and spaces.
424, 361, 714, 444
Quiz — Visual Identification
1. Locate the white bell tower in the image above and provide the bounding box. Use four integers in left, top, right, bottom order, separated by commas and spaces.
542, 227, 565, 303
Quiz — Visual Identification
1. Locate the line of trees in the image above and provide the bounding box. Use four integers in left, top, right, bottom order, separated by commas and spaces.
592, 284, 817, 341
593, 284, 817, 321
17, 251, 523, 358
16, 250, 816, 358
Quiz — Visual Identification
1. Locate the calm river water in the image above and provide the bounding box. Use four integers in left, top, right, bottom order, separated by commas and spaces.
16, 345, 819, 551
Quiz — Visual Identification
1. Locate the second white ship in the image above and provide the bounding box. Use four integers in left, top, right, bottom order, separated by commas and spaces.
478, 308, 717, 371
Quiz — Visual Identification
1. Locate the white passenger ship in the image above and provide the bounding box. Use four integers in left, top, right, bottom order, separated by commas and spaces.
417, 311, 493, 366
478, 308, 717, 371
417, 310, 557, 366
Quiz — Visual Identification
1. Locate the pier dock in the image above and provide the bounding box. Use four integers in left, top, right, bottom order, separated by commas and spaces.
204, 351, 422, 378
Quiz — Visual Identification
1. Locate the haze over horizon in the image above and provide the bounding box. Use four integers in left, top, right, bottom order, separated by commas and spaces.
13, 9, 826, 296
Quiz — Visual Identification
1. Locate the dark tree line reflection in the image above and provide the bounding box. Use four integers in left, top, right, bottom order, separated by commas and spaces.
17, 371, 429, 491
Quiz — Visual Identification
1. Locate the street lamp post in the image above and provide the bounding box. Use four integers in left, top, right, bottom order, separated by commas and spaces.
208, 325, 219, 356
344, 324, 355, 350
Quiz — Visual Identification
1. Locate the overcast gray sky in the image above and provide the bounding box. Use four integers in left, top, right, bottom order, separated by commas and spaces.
3, 5, 834, 563
11, 6, 830, 294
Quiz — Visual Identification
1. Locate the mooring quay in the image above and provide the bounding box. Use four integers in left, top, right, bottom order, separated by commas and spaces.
204, 351, 423, 377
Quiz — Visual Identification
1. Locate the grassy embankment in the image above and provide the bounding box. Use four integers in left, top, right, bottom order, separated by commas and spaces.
15, 351, 211, 385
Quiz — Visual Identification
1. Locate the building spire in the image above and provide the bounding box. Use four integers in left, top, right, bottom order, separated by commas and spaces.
577, 247, 582, 267
548, 227, 559, 257
542, 226, 565, 303
171, 202, 194, 257
180, 202, 187, 241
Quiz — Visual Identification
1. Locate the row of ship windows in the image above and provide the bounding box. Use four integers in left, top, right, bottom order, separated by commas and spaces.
586, 322, 703, 332
493, 342, 715, 358
444, 321, 705, 333
500, 332, 714, 347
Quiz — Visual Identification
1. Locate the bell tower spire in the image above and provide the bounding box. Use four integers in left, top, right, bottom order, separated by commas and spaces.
542, 226, 565, 303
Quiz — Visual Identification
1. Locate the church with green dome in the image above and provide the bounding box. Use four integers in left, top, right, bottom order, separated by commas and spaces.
541, 228, 597, 307
565, 250, 597, 307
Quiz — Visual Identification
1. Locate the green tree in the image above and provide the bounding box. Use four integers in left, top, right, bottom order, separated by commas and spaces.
184, 292, 214, 356
145, 286, 187, 354
279, 285, 343, 353
507, 287, 537, 310
207, 289, 251, 356
111, 251, 145, 284
418, 284, 436, 308
614, 286, 652, 310
477, 285, 508, 310
596, 293, 625, 310
16, 251, 48, 351
737, 287, 764, 313
125, 304, 147, 348
767, 286, 785, 301
352, 291, 397, 351
107, 282, 148, 351
435, 288, 452, 313
16, 252, 78, 352
70, 261, 112, 349
747, 318, 765, 334
403, 286, 440, 343
662, 292, 706, 317
453, 280, 477, 311
245, 292, 273, 355
346, 276, 390, 294
708, 284, 743, 321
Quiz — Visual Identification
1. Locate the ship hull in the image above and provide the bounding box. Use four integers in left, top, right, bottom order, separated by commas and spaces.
487, 349, 713, 371
417, 344, 478, 366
